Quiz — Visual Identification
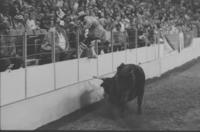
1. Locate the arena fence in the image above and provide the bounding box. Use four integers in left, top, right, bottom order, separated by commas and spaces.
0, 27, 194, 105
1, 27, 200, 130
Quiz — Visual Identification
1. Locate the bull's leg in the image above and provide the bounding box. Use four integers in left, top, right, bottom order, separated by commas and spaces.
137, 92, 144, 115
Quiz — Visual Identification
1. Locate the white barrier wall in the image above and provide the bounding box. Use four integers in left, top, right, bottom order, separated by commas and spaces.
1, 39, 200, 130
126, 49, 137, 64
113, 50, 126, 71
55, 60, 78, 89
145, 45, 157, 62
0, 68, 25, 106
98, 53, 113, 76
160, 51, 180, 73
79, 58, 98, 81
1, 79, 104, 130
140, 60, 161, 79
137, 47, 147, 63
26, 64, 55, 97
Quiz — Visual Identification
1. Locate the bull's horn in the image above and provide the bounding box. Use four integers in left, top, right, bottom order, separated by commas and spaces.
93, 76, 105, 80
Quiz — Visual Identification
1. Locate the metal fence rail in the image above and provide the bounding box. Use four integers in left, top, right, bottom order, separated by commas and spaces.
0, 26, 186, 73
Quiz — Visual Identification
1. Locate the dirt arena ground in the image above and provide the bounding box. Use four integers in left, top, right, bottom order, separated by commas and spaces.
38, 58, 200, 130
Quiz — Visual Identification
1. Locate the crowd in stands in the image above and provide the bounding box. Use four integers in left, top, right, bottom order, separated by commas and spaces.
1, 0, 200, 71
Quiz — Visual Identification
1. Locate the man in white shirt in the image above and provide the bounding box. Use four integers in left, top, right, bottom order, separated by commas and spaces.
26, 13, 37, 30
41, 21, 70, 61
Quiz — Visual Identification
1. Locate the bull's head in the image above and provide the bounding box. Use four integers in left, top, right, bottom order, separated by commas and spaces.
94, 75, 125, 106
93, 76, 115, 99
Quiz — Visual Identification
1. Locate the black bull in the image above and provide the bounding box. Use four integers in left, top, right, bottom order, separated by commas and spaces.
94, 63, 145, 114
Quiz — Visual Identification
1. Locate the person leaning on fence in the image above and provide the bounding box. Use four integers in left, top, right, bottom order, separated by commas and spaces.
41, 20, 70, 62
78, 11, 108, 58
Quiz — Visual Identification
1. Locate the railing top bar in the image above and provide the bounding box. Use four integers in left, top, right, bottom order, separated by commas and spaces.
0, 56, 23, 60
0, 33, 49, 37
0, 34, 25, 37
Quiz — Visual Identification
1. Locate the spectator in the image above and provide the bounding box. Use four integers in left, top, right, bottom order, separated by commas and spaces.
0, 0, 200, 67
13, 15, 25, 31
26, 13, 37, 30
0, 22, 16, 58
41, 21, 70, 61
112, 23, 128, 51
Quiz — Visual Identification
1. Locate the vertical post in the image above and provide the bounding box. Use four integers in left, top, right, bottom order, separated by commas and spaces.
0, 68, 1, 130
24, 32, 27, 68
77, 28, 80, 82
96, 40, 99, 77
154, 31, 157, 60
125, 31, 127, 64
145, 30, 148, 62
179, 31, 183, 53
52, 31, 56, 63
0, 33, 2, 127
135, 28, 138, 64
158, 29, 162, 76
24, 32, 27, 98
0, 34, 1, 110
52, 31, 56, 90
111, 30, 114, 72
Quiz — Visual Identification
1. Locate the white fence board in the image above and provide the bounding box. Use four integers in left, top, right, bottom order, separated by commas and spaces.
79, 58, 98, 81
137, 47, 147, 63
126, 49, 137, 64
141, 60, 160, 79
0, 69, 25, 106
113, 50, 126, 71
98, 53, 112, 76
27, 64, 54, 97
161, 51, 179, 73
55, 60, 78, 89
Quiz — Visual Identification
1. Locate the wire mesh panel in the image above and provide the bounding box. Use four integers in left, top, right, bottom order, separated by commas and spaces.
112, 30, 128, 70
112, 30, 128, 52
54, 29, 78, 62
0, 33, 24, 72
78, 28, 98, 81
97, 30, 113, 75
55, 29, 79, 88
126, 28, 137, 49
126, 28, 137, 64
97, 30, 112, 55
0, 32, 26, 105
26, 31, 49, 66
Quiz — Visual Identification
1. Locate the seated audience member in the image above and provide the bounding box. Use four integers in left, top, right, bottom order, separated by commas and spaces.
41, 20, 70, 62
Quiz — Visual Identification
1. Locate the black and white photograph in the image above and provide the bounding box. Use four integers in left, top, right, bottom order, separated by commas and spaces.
0, 0, 200, 131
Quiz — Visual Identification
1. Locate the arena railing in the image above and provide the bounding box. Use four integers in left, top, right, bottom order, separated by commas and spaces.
0, 26, 185, 107
0, 26, 169, 73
